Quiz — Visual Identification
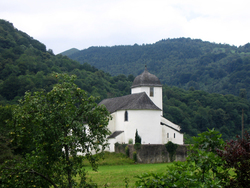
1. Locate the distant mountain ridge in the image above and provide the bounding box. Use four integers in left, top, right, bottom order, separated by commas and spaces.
60, 48, 79, 56
66, 38, 250, 99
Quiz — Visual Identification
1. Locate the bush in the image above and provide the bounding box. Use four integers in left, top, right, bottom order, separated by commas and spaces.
165, 141, 178, 162
135, 128, 231, 187
217, 131, 250, 187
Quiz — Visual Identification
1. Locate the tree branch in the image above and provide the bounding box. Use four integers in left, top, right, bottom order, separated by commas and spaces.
3, 167, 58, 188
29, 169, 58, 188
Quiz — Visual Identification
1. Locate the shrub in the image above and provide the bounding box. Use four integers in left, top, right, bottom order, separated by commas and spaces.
135, 128, 231, 187
165, 141, 178, 162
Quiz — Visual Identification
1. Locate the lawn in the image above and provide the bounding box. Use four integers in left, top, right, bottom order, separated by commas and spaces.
81, 152, 172, 187
85, 163, 171, 187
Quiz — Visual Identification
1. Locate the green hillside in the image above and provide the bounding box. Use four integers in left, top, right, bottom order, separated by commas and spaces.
67, 38, 250, 99
0, 19, 250, 141
0, 19, 132, 105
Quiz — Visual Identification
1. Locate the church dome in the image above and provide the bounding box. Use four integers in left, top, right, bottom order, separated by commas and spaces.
131, 66, 162, 88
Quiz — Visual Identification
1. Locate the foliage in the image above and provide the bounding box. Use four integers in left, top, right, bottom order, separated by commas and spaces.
67, 38, 250, 100
217, 131, 250, 187
135, 129, 230, 187
134, 129, 141, 154
135, 162, 223, 188
0, 19, 133, 105
163, 86, 250, 140
0, 73, 111, 187
165, 141, 178, 162
135, 129, 141, 144
0, 105, 13, 163
187, 129, 228, 184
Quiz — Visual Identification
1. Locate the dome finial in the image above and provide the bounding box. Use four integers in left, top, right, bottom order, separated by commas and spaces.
145, 64, 147, 71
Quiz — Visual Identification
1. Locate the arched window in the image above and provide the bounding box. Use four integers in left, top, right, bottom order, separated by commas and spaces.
174, 133, 175, 138
124, 110, 128, 121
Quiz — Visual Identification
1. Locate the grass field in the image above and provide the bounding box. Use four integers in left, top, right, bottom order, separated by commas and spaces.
82, 152, 171, 187
85, 163, 170, 187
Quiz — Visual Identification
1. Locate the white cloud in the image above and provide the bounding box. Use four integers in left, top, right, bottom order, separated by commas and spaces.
0, 0, 250, 54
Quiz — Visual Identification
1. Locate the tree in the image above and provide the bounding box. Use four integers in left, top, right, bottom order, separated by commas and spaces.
0, 105, 13, 164
217, 131, 250, 187
135, 129, 141, 144
239, 88, 247, 99
0, 73, 111, 188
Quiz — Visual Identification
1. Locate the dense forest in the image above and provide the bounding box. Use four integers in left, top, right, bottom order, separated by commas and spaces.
0, 19, 250, 142
65, 38, 250, 100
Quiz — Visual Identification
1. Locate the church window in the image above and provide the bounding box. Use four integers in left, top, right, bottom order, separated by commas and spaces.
167, 133, 169, 138
174, 133, 175, 138
150, 87, 154, 97
124, 110, 128, 121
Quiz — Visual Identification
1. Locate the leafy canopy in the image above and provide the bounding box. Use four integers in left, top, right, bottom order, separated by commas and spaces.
0, 73, 111, 188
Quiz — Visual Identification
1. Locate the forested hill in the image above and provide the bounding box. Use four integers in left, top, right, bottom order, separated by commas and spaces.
66, 38, 250, 99
1, 19, 250, 141
0, 19, 132, 104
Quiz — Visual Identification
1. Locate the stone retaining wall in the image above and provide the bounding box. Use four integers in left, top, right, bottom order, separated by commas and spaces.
115, 144, 189, 163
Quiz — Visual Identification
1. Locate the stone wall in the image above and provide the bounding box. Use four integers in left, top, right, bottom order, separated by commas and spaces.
115, 144, 188, 163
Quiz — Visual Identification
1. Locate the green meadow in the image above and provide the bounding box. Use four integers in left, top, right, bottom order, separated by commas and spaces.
85, 163, 169, 187
82, 152, 171, 187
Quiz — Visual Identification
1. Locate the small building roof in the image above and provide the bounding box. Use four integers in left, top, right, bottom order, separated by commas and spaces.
99, 92, 161, 114
107, 131, 124, 139
131, 66, 162, 88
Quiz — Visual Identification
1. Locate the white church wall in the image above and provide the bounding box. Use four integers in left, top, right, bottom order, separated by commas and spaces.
115, 109, 162, 144
162, 125, 184, 145
108, 113, 116, 133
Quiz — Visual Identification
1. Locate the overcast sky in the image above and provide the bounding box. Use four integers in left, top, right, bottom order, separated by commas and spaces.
1, 0, 250, 54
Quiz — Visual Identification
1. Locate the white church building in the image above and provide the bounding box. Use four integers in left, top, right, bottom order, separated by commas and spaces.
99, 67, 184, 152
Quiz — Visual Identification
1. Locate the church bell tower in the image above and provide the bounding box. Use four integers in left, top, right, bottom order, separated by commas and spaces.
131, 66, 163, 115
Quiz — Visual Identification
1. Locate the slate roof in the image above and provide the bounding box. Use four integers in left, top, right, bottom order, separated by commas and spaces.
131, 66, 162, 88
99, 92, 161, 114
107, 131, 124, 139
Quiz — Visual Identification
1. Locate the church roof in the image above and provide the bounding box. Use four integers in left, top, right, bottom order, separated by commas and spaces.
131, 66, 162, 88
99, 92, 161, 114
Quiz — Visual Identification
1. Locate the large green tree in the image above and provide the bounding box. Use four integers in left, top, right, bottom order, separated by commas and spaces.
0, 73, 111, 188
